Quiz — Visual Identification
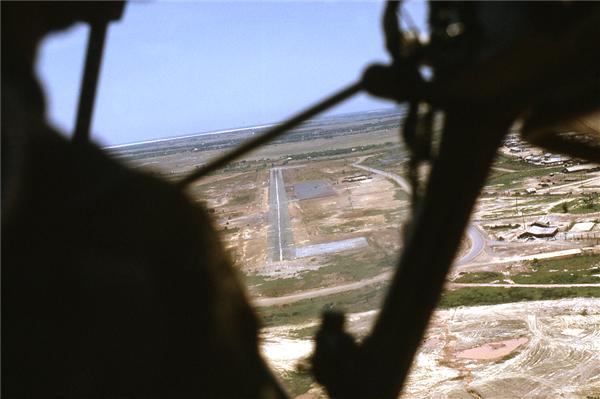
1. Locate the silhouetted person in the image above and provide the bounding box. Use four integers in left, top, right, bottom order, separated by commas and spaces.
2, 2, 281, 397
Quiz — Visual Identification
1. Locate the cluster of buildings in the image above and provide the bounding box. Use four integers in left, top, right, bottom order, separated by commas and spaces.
504, 134, 571, 166
509, 216, 598, 241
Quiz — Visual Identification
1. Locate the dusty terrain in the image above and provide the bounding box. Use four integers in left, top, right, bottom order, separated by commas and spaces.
261, 298, 600, 399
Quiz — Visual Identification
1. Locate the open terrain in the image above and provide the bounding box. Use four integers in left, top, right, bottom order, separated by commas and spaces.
110, 110, 600, 398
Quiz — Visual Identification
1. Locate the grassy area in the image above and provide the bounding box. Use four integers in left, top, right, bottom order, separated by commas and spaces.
486, 166, 563, 188
361, 147, 406, 170
228, 190, 256, 206
257, 256, 600, 326
455, 272, 504, 283
512, 255, 600, 284
493, 154, 538, 171
521, 195, 564, 205
550, 194, 600, 214
318, 220, 364, 235
439, 286, 600, 308
480, 209, 546, 221
192, 170, 261, 193
454, 256, 600, 285
259, 282, 600, 328
287, 144, 384, 161
258, 276, 600, 328
513, 272, 600, 284
222, 159, 269, 173
528, 254, 600, 271
288, 159, 351, 182
257, 283, 388, 327
246, 253, 393, 297
485, 223, 521, 231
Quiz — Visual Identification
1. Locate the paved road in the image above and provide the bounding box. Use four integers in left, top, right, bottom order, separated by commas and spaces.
457, 225, 486, 266
353, 163, 485, 266
267, 168, 294, 262
352, 163, 412, 194
360, 163, 600, 271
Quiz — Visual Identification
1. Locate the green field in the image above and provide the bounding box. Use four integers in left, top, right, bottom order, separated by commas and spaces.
550, 193, 600, 214
439, 286, 600, 308
455, 271, 504, 283
257, 283, 388, 328
486, 166, 563, 188
246, 253, 393, 298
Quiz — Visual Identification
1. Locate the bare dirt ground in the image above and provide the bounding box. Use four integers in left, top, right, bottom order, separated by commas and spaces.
402, 298, 600, 399
261, 298, 600, 399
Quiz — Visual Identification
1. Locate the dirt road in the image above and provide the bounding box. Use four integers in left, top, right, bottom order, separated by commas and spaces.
457, 248, 587, 272
253, 271, 393, 307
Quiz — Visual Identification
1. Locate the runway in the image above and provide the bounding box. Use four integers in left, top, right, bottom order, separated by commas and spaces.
267, 168, 294, 262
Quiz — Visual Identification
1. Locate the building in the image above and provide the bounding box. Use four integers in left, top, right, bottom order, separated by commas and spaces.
532, 216, 551, 228
563, 164, 600, 173
518, 225, 558, 239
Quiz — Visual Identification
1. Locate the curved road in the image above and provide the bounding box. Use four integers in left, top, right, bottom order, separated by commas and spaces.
353, 164, 486, 265
254, 227, 484, 307
254, 271, 393, 307
352, 163, 412, 194
458, 225, 486, 266
254, 164, 486, 307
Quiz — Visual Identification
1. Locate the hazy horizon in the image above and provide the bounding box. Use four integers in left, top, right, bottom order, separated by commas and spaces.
36, 1, 427, 147
103, 106, 406, 149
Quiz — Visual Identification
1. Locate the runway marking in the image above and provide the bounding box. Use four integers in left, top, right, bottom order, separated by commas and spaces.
274, 169, 284, 261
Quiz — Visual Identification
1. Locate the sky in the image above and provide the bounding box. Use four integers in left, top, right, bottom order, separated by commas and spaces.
37, 1, 427, 146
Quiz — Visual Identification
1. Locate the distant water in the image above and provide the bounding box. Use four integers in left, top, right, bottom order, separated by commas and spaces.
103, 123, 275, 149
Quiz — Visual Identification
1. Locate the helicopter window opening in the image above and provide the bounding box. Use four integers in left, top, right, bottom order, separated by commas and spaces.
36, 22, 89, 140
36, 1, 396, 149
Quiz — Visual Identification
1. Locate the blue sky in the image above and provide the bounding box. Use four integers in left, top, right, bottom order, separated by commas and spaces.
37, 1, 426, 146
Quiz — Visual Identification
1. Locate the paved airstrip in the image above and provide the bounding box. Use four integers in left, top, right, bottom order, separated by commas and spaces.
266, 168, 368, 263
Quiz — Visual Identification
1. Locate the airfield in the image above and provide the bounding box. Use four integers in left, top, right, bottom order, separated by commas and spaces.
112, 108, 600, 398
